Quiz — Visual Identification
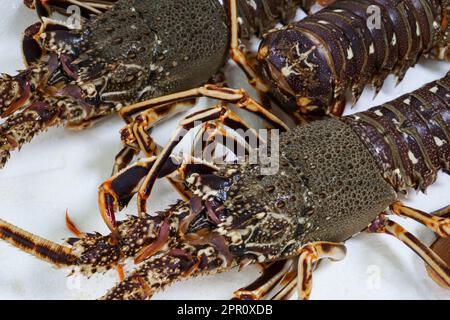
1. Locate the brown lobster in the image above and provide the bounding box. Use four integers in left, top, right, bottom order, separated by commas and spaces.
93, 0, 450, 185
1, 72, 449, 299
257, 0, 450, 115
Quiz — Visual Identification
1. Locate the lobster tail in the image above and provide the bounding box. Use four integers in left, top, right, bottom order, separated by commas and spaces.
258, 0, 449, 115
0, 218, 77, 267
344, 72, 450, 193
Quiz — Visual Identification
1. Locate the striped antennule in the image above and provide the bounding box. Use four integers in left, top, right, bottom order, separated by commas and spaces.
344, 72, 450, 192
0, 218, 77, 267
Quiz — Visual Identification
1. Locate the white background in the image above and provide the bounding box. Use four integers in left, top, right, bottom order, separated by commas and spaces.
0, 0, 449, 300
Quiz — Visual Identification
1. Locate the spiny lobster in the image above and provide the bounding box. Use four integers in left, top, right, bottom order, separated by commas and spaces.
92, 0, 450, 182
91, 0, 450, 179
1, 72, 449, 299
2, 0, 449, 172
0, 0, 318, 169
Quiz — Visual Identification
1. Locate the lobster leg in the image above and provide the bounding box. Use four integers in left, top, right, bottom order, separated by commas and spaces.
112, 146, 140, 175
136, 105, 268, 215
271, 270, 298, 300
268, 242, 347, 300
234, 243, 347, 301
294, 242, 347, 300
427, 227, 450, 289
369, 214, 450, 288
232, 260, 294, 300
25, 0, 115, 19
432, 205, 450, 217
391, 201, 450, 237
227, 0, 270, 94
0, 99, 62, 168
0, 96, 115, 168
116, 82, 285, 176
119, 85, 289, 131
427, 207, 450, 288
193, 122, 223, 161
192, 121, 251, 162
115, 123, 242, 205
99, 157, 158, 232
99, 155, 219, 232
114, 100, 197, 174
102, 100, 258, 233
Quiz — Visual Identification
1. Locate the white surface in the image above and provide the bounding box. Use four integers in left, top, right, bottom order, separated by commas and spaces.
0, 1, 449, 300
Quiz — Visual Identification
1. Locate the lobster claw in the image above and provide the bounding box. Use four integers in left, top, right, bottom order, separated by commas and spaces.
427, 236, 450, 289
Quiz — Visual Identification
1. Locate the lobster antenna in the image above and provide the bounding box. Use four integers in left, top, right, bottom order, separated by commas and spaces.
0, 218, 77, 268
